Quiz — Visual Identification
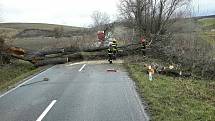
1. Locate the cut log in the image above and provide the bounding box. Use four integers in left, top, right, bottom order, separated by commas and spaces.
34, 47, 79, 56
158, 69, 192, 77
6, 47, 26, 55
3, 43, 142, 66
63, 52, 83, 61
32, 43, 139, 57
34, 57, 68, 67
45, 53, 64, 58
63, 52, 106, 61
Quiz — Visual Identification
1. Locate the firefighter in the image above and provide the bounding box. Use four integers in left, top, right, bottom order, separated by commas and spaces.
140, 36, 146, 55
112, 38, 118, 60
97, 31, 105, 47
108, 42, 113, 64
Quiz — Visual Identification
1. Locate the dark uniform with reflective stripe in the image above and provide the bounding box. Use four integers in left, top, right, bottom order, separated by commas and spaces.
108, 47, 113, 64
112, 40, 117, 59
141, 38, 146, 56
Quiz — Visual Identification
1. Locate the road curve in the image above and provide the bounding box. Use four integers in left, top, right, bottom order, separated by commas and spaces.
0, 62, 149, 121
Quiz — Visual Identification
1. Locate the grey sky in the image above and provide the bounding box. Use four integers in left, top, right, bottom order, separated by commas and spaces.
191, 0, 215, 16
1, 0, 215, 27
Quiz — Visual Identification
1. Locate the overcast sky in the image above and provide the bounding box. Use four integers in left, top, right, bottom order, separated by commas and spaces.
1, 0, 215, 27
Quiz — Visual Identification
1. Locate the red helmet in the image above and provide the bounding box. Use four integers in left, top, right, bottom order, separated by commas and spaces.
141, 37, 145, 43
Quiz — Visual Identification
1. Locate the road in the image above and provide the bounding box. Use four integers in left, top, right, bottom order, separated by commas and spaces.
0, 61, 149, 121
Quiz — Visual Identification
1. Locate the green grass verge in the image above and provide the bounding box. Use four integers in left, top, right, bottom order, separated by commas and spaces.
200, 32, 215, 45
0, 23, 83, 32
125, 63, 215, 121
198, 18, 215, 27
0, 60, 45, 91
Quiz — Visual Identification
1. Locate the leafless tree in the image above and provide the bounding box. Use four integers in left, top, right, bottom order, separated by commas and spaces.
118, 0, 191, 38
53, 26, 64, 38
91, 10, 111, 29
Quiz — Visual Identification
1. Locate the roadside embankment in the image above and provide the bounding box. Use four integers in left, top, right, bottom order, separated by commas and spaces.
0, 60, 47, 92
125, 61, 215, 121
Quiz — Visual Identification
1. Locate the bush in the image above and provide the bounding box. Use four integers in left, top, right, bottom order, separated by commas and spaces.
0, 38, 11, 65
150, 20, 215, 79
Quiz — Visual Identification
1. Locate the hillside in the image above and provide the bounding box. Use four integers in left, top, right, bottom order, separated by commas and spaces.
0, 23, 89, 38
0, 23, 84, 32
197, 17, 215, 45
0, 23, 96, 50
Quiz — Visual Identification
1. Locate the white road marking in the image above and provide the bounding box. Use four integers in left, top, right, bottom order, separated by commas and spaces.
66, 60, 124, 66
66, 63, 80, 66
0, 66, 55, 99
79, 64, 86, 72
66, 62, 85, 67
36, 100, 57, 121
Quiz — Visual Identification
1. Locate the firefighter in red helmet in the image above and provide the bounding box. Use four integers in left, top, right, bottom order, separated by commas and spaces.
140, 36, 146, 55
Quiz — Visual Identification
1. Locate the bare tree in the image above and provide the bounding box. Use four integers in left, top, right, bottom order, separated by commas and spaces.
91, 10, 111, 29
53, 26, 64, 38
118, 0, 191, 38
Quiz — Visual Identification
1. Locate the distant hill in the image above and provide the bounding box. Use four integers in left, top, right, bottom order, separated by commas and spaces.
0, 23, 85, 32
165, 15, 214, 33
193, 15, 215, 20
196, 15, 215, 31
0, 23, 97, 50
0, 23, 91, 38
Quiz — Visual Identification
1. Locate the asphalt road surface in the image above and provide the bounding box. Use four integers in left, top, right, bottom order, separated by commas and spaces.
0, 61, 149, 121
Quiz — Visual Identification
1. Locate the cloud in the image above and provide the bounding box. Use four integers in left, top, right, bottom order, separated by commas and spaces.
1, 0, 119, 26
1, 0, 214, 26
191, 0, 215, 16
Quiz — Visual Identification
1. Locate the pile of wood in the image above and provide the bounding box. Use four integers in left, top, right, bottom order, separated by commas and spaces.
3, 43, 138, 66
144, 64, 192, 78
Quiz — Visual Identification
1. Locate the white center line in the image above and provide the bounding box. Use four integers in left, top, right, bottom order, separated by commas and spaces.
36, 100, 57, 121
79, 64, 86, 72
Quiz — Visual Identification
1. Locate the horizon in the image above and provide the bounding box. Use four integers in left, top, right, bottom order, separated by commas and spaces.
1, 0, 215, 27
0, 14, 214, 27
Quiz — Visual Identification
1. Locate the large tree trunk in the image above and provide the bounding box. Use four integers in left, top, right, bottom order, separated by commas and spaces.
3, 42, 142, 66
34, 58, 69, 67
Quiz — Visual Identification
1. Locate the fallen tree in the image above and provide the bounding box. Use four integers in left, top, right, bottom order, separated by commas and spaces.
34, 58, 69, 67
2, 40, 196, 79
3, 43, 141, 66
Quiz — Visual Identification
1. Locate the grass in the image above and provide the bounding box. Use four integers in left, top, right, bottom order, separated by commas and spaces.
199, 18, 215, 27
198, 18, 215, 32
198, 18, 215, 44
12, 35, 97, 51
0, 60, 45, 91
125, 63, 215, 121
0, 23, 96, 51
13, 37, 79, 50
199, 32, 215, 45
0, 23, 83, 32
